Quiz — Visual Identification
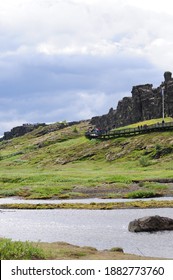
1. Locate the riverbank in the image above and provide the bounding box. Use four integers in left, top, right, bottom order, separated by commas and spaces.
34, 241, 165, 260
0, 238, 163, 260
1, 199, 173, 209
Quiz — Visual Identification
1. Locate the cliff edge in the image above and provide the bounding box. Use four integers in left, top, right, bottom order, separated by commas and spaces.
91, 71, 173, 129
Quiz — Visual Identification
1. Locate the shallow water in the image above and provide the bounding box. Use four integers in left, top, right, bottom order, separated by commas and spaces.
0, 196, 173, 204
1, 207, 173, 259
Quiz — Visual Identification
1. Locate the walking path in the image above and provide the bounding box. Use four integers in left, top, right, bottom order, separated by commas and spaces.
85, 122, 173, 139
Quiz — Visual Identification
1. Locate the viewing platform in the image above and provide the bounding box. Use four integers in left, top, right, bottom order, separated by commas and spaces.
85, 122, 173, 140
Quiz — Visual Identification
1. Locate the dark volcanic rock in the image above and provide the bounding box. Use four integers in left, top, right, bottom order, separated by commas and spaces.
1, 120, 85, 141
91, 71, 173, 129
2, 123, 46, 140
128, 215, 173, 232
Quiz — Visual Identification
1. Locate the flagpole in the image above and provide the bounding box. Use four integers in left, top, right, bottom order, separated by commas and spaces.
161, 86, 165, 121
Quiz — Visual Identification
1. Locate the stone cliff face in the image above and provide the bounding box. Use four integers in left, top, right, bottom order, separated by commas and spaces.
91, 71, 173, 129
2, 72, 173, 140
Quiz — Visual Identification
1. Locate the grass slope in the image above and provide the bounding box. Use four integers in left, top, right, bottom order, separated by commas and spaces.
0, 118, 173, 199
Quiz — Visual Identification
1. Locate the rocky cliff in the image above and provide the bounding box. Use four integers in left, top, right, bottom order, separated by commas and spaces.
2, 72, 173, 140
1, 121, 85, 141
91, 71, 173, 129
2, 123, 46, 140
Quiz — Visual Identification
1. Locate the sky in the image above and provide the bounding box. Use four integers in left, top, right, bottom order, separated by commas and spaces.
0, 0, 173, 135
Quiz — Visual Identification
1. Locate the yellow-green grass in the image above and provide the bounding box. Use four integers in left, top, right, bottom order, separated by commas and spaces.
1, 199, 173, 210
113, 117, 173, 130
0, 120, 173, 199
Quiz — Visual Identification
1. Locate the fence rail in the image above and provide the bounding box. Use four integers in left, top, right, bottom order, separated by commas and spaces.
85, 122, 173, 140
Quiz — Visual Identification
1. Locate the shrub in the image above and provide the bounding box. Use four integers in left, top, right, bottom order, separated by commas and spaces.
139, 156, 150, 167
0, 238, 46, 260
73, 127, 78, 133
110, 247, 124, 253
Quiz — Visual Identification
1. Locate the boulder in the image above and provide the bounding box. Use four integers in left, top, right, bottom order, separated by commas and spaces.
128, 215, 173, 232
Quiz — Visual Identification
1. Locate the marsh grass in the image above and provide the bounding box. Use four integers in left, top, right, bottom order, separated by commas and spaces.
142, 182, 169, 190
0, 160, 173, 199
126, 190, 157, 199
1, 200, 173, 210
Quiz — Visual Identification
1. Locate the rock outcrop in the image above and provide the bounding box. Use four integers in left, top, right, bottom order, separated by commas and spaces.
91, 71, 173, 129
1, 120, 86, 141
128, 215, 173, 232
2, 123, 46, 140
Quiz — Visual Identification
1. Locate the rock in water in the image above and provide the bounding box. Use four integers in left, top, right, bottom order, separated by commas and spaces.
128, 215, 173, 232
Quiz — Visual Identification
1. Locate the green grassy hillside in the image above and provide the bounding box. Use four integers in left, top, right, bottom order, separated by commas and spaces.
0, 119, 173, 199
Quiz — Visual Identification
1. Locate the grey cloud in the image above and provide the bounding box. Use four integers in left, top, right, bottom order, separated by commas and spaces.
0, 0, 170, 135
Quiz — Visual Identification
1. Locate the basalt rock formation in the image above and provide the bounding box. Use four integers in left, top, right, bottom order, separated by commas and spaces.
2, 123, 46, 140
91, 71, 173, 129
128, 215, 173, 232
1, 121, 85, 141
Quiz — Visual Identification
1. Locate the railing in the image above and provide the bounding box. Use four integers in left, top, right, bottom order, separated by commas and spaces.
85, 122, 173, 140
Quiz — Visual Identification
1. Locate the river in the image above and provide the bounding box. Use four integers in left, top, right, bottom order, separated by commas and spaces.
0, 196, 173, 204
1, 207, 173, 259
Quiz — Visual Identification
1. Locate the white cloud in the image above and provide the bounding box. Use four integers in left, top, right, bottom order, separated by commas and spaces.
0, 0, 173, 135
0, 0, 172, 65
37, 40, 121, 56
125, 0, 173, 15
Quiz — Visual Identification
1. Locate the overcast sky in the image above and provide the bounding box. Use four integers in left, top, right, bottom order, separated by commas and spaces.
0, 0, 173, 135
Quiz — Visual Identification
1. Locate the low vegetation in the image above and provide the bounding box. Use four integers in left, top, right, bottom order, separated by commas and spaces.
0, 118, 173, 200
0, 238, 46, 260
1, 199, 173, 210
0, 238, 161, 260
